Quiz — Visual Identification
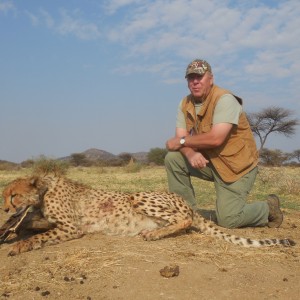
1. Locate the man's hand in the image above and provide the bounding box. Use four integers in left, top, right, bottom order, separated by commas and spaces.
166, 136, 209, 169
185, 151, 209, 169
166, 137, 182, 151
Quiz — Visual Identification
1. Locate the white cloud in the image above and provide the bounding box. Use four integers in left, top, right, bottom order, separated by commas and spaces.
112, 61, 179, 78
40, 9, 55, 28
19, 1, 300, 85
24, 10, 39, 26
0, 1, 14, 13
26, 8, 101, 41
103, 0, 143, 14
56, 10, 101, 40
103, 0, 300, 90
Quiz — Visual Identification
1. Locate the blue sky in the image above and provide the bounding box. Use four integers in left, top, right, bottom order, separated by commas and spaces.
1, 0, 300, 163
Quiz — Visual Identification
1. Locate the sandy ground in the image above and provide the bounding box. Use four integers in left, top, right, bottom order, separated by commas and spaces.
0, 209, 299, 300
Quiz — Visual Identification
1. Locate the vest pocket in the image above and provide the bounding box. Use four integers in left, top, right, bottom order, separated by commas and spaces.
218, 142, 254, 174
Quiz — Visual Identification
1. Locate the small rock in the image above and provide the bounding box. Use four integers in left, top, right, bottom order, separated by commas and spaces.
219, 268, 228, 272
159, 265, 180, 278
41, 291, 50, 296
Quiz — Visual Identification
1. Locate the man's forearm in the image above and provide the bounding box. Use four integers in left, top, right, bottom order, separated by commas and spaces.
180, 146, 196, 159
183, 134, 219, 149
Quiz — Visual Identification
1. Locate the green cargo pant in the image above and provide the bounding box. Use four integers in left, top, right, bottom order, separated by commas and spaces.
164, 151, 269, 228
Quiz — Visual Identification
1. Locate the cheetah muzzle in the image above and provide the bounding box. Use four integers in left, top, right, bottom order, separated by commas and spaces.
1, 174, 295, 255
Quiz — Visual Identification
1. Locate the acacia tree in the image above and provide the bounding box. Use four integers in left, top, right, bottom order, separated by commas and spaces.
292, 150, 300, 163
247, 106, 299, 151
70, 153, 88, 166
259, 148, 290, 166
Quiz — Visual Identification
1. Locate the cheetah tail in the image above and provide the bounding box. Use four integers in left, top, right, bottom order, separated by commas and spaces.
192, 212, 296, 248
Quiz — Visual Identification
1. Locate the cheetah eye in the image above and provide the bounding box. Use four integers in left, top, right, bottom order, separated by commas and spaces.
10, 194, 18, 208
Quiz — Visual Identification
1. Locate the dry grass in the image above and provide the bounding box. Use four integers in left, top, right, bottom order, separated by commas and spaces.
0, 165, 299, 211
0, 244, 123, 297
255, 166, 300, 210
1, 226, 298, 299
0, 230, 295, 296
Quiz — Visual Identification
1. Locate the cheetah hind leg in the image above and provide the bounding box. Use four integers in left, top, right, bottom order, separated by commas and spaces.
140, 218, 193, 241
130, 193, 193, 241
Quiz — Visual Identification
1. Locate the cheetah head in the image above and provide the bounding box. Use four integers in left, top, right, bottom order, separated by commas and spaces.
2, 177, 47, 213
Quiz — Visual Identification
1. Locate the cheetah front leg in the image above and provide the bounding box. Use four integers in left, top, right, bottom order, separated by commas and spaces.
8, 225, 83, 255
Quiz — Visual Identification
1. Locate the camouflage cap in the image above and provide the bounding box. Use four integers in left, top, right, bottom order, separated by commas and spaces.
185, 59, 212, 78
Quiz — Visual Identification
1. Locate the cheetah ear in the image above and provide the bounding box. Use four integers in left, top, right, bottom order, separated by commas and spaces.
29, 176, 39, 187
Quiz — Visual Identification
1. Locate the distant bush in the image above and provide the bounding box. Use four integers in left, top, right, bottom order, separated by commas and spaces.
118, 153, 134, 164
259, 148, 290, 166
147, 148, 168, 165
70, 153, 93, 167
32, 156, 69, 176
0, 160, 20, 171
20, 159, 35, 168
123, 161, 143, 173
103, 158, 126, 167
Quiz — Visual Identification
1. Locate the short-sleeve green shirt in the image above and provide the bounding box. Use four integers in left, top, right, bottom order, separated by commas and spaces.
176, 94, 242, 130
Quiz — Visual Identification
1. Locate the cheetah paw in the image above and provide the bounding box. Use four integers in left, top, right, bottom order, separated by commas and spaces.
140, 231, 159, 241
8, 240, 36, 256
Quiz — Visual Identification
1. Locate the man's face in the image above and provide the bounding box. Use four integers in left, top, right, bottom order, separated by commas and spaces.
187, 72, 213, 101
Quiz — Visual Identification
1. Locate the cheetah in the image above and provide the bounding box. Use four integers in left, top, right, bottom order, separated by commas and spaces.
1, 174, 295, 255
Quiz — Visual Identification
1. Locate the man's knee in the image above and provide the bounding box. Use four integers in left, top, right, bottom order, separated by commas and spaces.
164, 151, 183, 168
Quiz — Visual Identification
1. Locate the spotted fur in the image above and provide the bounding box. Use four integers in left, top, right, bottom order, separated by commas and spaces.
1, 174, 295, 255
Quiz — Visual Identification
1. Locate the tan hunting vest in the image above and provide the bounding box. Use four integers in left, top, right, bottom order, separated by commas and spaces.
181, 85, 259, 183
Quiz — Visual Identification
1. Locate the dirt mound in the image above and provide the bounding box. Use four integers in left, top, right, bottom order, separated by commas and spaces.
0, 209, 299, 300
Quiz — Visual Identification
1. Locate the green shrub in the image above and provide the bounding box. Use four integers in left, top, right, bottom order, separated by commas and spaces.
32, 156, 69, 176
147, 148, 168, 165
123, 162, 143, 173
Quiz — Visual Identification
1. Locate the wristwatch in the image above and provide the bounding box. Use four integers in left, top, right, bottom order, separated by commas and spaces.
179, 137, 186, 146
